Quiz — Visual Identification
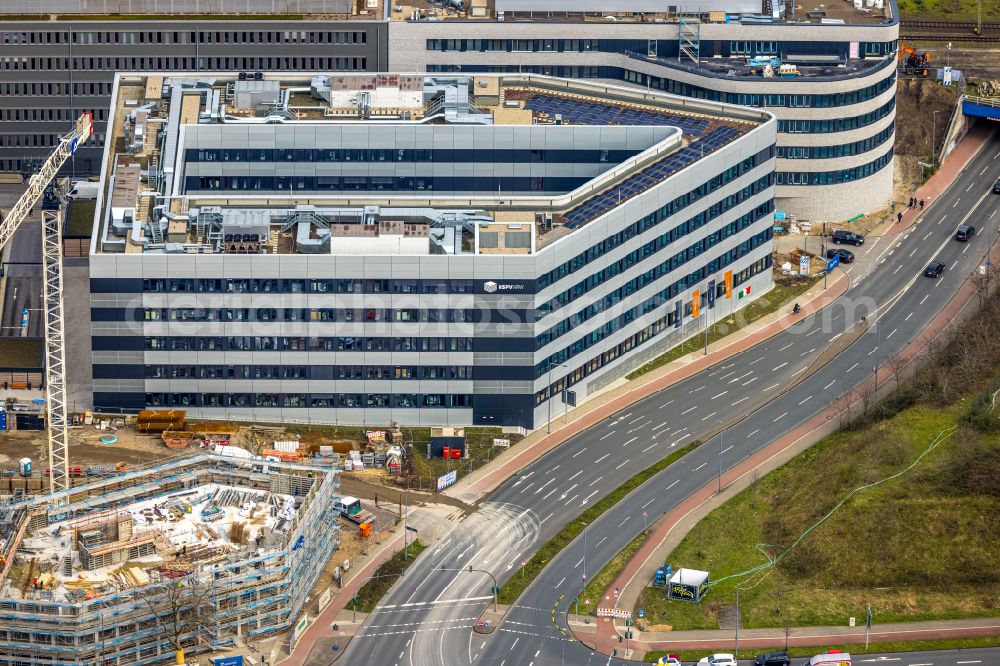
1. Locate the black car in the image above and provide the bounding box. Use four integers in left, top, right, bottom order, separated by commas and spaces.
925, 261, 946, 278
955, 225, 975, 242
826, 248, 855, 263
831, 230, 864, 246
993, 178, 1000, 194
754, 652, 791, 666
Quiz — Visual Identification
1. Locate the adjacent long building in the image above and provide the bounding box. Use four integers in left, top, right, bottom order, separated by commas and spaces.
87, 72, 776, 428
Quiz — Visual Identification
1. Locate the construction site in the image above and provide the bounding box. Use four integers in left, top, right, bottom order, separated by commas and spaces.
0, 454, 340, 666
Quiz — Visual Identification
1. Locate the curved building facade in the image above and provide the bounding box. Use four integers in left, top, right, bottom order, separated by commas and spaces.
388, 3, 899, 222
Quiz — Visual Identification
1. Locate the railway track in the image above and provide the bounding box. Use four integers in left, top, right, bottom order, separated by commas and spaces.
901, 33, 1000, 42
900, 19, 1000, 31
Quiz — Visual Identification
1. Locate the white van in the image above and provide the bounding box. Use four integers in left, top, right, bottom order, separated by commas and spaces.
808, 651, 851, 666
68, 181, 100, 200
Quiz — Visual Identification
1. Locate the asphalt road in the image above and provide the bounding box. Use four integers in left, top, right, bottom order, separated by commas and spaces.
0, 219, 42, 338
341, 135, 1000, 666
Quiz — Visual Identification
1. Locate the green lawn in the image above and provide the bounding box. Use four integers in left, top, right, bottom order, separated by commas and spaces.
66, 200, 96, 238
645, 637, 1000, 663
635, 398, 1000, 631
627, 274, 821, 380
352, 539, 426, 614
897, 0, 1000, 22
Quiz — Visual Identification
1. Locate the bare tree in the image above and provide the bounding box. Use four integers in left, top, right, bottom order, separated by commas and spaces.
886, 353, 908, 391
141, 572, 220, 665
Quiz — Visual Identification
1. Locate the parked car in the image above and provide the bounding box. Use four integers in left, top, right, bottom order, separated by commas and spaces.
755, 651, 792, 666
993, 178, 1000, 194
831, 230, 864, 246
924, 260, 946, 278
698, 655, 737, 666
826, 248, 855, 263
955, 224, 976, 241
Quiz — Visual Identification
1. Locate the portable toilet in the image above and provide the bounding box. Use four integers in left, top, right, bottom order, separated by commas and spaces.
18, 458, 32, 477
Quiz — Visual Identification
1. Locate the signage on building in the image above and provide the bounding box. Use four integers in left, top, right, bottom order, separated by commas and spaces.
492, 438, 511, 448
214, 657, 244, 666
478, 280, 534, 294
318, 588, 332, 611
437, 470, 457, 490
799, 255, 811, 277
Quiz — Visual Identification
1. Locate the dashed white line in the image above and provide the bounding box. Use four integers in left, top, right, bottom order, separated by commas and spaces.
967, 182, 975, 192
798, 395, 812, 406
652, 421, 669, 431
909, 248, 917, 257
848, 362, 860, 372
642, 442, 660, 453
920, 294, 929, 305
743, 376, 758, 386
774, 412, 788, 422
904, 312, 913, 321
824, 379, 836, 390
922, 231, 932, 240
892, 264, 902, 275
690, 385, 706, 393
623, 436, 637, 447
806, 328, 820, 336
951, 260, 958, 270
701, 411, 718, 421
615, 459, 631, 470
710, 391, 728, 399
763, 383, 780, 392
887, 328, 897, 339
746, 428, 759, 439
732, 396, 749, 405
681, 405, 697, 415
772, 362, 788, 371
588, 475, 604, 487
749, 356, 765, 365
720, 445, 733, 455
693, 462, 707, 471
599, 430, 615, 441
617, 516, 630, 527
642, 497, 657, 509
572, 447, 587, 458
778, 343, 793, 352
568, 470, 582, 482
594, 453, 610, 464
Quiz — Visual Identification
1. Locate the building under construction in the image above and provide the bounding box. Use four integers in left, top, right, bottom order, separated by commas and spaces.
0, 455, 340, 666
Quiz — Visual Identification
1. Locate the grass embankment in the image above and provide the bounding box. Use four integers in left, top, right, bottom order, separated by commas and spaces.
352, 539, 426, 614
897, 0, 1000, 22
498, 441, 700, 605
635, 287, 1000, 631
645, 637, 1000, 662
627, 274, 821, 380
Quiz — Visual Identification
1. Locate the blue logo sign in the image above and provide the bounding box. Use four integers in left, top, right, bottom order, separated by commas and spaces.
827, 255, 840, 273
214, 657, 243, 666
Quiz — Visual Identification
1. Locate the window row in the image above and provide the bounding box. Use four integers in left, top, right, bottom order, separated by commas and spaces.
186, 147, 639, 164
141, 307, 482, 323
0, 107, 110, 123
538, 227, 773, 367
134, 278, 481, 295
145, 393, 473, 409
0, 82, 114, 97
776, 122, 895, 159
185, 174, 589, 194
2, 29, 369, 46
536, 148, 773, 292
536, 255, 773, 403
537, 202, 773, 350
0, 132, 104, 148
777, 98, 896, 134
139, 336, 475, 352
139, 365, 474, 380
0, 56, 367, 73
776, 148, 893, 186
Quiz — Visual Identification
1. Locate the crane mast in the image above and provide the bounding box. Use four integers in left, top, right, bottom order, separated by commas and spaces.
0, 114, 93, 496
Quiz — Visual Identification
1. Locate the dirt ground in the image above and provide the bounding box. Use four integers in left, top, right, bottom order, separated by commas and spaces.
0, 426, 189, 470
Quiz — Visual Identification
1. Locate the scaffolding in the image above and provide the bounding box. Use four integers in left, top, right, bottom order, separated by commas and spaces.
0, 456, 340, 666
679, 18, 701, 65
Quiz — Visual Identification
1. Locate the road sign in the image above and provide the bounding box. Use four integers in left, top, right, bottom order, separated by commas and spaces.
827, 254, 840, 273
638, 609, 645, 617
564, 389, 577, 407
596, 608, 632, 619
799, 255, 811, 277
521, 561, 526, 568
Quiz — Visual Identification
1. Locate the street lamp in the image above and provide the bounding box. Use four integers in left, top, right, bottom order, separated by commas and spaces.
931, 109, 946, 165
546, 360, 569, 434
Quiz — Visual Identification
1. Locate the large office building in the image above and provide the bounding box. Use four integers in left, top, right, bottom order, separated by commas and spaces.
0, 0, 898, 222
87, 72, 775, 428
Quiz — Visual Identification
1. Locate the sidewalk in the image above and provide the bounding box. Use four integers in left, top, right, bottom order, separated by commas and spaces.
587, 127, 1000, 658
447, 270, 849, 505
634, 617, 1000, 652
886, 122, 996, 237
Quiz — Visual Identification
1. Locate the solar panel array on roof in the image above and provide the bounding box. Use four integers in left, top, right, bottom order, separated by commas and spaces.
561, 126, 742, 229
523, 94, 710, 136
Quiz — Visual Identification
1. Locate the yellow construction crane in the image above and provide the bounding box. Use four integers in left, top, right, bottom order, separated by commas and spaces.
0, 114, 93, 497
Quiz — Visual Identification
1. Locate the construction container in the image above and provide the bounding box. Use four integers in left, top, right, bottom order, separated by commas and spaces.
18, 458, 31, 477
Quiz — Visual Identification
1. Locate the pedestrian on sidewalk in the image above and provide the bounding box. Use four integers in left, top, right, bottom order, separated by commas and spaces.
908, 196, 913, 208
897, 211, 903, 224
920, 199, 925, 210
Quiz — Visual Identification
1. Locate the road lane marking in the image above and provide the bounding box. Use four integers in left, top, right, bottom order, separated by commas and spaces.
589, 475, 604, 486
801, 347, 816, 356
772, 362, 788, 371
887, 328, 897, 339
920, 294, 929, 305
824, 379, 836, 389
681, 405, 697, 415
623, 437, 637, 447
693, 462, 707, 471
967, 182, 975, 192
594, 453, 610, 464
764, 383, 779, 391
747, 429, 759, 438
799, 395, 812, 405
749, 356, 765, 365
615, 459, 630, 470
710, 391, 728, 399
806, 328, 820, 336
893, 264, 902, 275
599, 430, 615, 440
627, 415, 644, 424
774, 412, 788, 422
701, 411, 718, 421
778, 343, 793, 352
829, 333, 842, 342
540, 512, 554, 524
556, 577, 565, 587
661, 399, 674, 407
981, 166, 989, 176
642, 497, 657, 509
690, 385, 706, 393
581, 489, 599, 505
951, 260, 958, 270
732, 396, 749, 405
568, 470, 582, 481
905, 312, 913, 321
617, 516, 630, 527
652, 421, 669, 431
666, 479, 679, 490
963, 244, 970, 254
510, 638, 519, 651
923, 231, 932, 240
848, 362, 860, 372
720, 445, 733, 455
642, 442, 660, 453
730, 371, 754, 383
743, 377, 758, 386
718, 370, 737, 380
792, 367, 807, 377
572, 447, 587, 458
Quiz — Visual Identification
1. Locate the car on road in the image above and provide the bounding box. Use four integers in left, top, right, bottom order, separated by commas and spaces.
755, 651, 792, 666
955, 224, 976, 241
698, 654, 737, 666
808, 650, 852, 665
831, 230, 864, 246
993, 178, 1000, 194
826, 248, 855, 263
924, 260, 946, 278
655, 656, 682, 666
